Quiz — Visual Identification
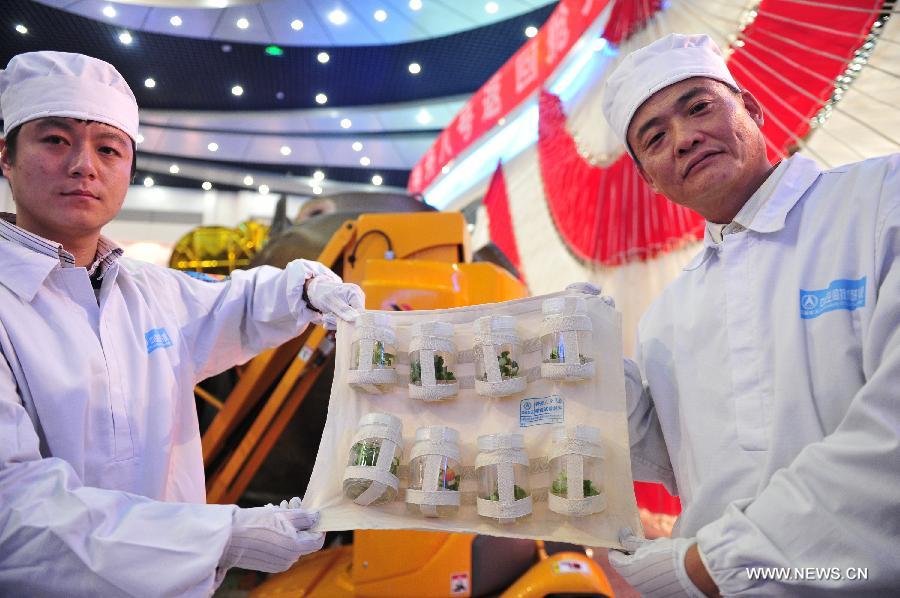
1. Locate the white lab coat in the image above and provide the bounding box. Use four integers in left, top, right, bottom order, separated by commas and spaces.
0, 248, 319, 596
625, 153, 900, 596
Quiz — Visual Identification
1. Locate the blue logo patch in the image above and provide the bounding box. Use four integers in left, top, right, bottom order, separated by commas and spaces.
184, 271, 227, 283
520, 395, 564, 427
145, 328, 173, 354
800, 277, 866, 319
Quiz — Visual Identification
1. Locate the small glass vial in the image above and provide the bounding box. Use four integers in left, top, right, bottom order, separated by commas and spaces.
348, 312, 397, 393
540, 297, 595, 381
475, 433, 532, 524
473, 315, 526, 397
408, 321, 459, 401
548, 425, 605, 517
342, 412, 403, 506
406, 426, 461, 518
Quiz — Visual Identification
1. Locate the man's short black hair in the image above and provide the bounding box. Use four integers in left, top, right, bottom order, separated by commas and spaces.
2, 121, 138, 181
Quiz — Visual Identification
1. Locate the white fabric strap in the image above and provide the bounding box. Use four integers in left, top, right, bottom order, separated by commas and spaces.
409, 336, 454, 353
420, 349, 437, 385
568, 455, 584, 499
343, 434, 400, 506
406, 489, 460, 507
474, 376, 526, 397
409, 382, 459, 401
408, 440, 461, 462
358, 338, 375, 372
541, 360, 595, 381
541, 314, 592, 335
476, 461, 533, 521
348, 367, 396, 389
548, 492, 606, 516
549, 438, 605, 460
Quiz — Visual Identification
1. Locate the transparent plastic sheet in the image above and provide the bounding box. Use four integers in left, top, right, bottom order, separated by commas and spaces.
302, 290, 642, 548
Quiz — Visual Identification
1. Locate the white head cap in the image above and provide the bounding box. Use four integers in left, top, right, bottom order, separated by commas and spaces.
0, 51, 139, 141
601, 34, 739, 159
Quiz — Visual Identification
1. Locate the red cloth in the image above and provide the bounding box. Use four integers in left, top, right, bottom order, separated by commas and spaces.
482, 162, 523, 275
634, 481, 681, 516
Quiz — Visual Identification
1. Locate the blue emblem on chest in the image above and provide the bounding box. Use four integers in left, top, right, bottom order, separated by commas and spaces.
800, 277, 866, 319
145, 327, 173, 353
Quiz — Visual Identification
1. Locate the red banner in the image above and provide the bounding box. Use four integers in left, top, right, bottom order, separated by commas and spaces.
408, 0, 612, 195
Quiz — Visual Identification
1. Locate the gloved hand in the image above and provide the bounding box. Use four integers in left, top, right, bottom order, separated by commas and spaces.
216, 502, 324, 582
607, 529, 707, 598
565, 282, 615, 308
297, 260, 365, 326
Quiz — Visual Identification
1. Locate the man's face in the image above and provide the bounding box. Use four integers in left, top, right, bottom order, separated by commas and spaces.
0, 117, 132, 242
626, 77, 770, 223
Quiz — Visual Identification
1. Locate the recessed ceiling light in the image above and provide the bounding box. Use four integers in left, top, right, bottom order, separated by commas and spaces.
207, 142, 219, 152
169, 164, 180, 174
276, 91, 285, 100
102, 5, 116, 18
258, 184, 270, 195
408, 62, 421, 75
291, 19, 304, 31
136, 133, 144, 144
374, 9, 387, 22
280, 145, 292, 156
202, 181, 213, 191
485, 2, 499, 14
317, 52, 330, 64
243, 175, 254, 186
360, 156, 371, 166
170, 15, 182, 27
416, 109, 432, 125
525, 25, 538, 38
313, 170, 325, 181
340, 118, 352, 129
372, 174, 383, 186
118, 31, 133, 45
144, 78, 156, 88
312, 186, 323, 195
352, 141, 363, 152
231, 85, 244, 96
328, 9, 348, 25
221, 44, 232, 53
409, 0, 423, 10
15, 24, 28, 35
236, 17, 249, 29
143, 176, 154, 187
315, 93, 328, 105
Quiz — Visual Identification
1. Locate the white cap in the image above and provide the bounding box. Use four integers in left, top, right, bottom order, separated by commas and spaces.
0, 51, 139, 141
412, 321, 454, 339
415, 425, 460, 444
474, 315, 516, 335
358, 311, 391, 329
477, 433, 524, 451
542, 297, 586, 317
553, 425, 602, 444
358, 412, 401, 430
601, 34, 739, 158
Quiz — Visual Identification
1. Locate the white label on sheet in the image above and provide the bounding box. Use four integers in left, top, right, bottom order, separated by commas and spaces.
519, 395, 564, 427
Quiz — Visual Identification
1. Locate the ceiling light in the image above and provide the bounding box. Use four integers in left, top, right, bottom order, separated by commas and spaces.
265, 45, 284, 56
485, 2, 499, 14
291, 19, 304, 31
143, 176, 154, 188
280, 145, 292, 156
144, 78, 156, 88
202, 181, 213, 191
243, 175, 254, 186
102, 5, 116, 18
340, 118, 352, 129
315, 93, 328, 105
276, 91, 285, 100
168, 164, 180, 174
409, 0, 422, 10
136, 133, 144, 144
236, 17, 249, 29
328, 9, 348, 25
374, 9, 387, 22
313, 186, 323, 195
360, 156, 371, 166
317, 52, 330, 64
207, 142, 219, 152
352, 141, 363, 152
372, 174, 383, 186
525, 25, 538, 38
416, 109, 432, 125
231, 85, 244, 96
313, 170, 325, 181
221, 44, 232, 53
15, 24, 28, 35
170, 15, 182, 27
408, 62, 421, 75
118, 31, 133, 45
258, 184, 270, 195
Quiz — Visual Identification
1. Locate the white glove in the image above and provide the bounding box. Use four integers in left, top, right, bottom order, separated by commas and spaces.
608, 529, 707, 598
565, 282, 615, 308
295, 260, 365, 327
217, 502, 324, 581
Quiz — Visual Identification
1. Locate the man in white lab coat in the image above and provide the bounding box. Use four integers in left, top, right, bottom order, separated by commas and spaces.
600, 34, 899, 596
0, 52, 364, 595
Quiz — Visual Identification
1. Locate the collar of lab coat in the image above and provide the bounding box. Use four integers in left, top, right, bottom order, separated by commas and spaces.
0, 239, 62, 302
683, 153, 822, 271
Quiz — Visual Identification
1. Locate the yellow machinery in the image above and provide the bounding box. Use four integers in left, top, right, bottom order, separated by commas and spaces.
196, 211, 614, 597
169, 220, 269, 275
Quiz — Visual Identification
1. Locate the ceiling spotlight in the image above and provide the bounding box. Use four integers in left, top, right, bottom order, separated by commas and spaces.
312, 186, 323, 195
118, 31, 133, 45
258, 184, 270, 195
280, 145, 292, 156
328, 9, 348, 25
372, 174, 383, 186
525, 25, 538, 38
243, 175, 254, 186
221, 44, 232, 53
315, 93, 328, 105
170, 15, 182, 27
317, 51, 330, 64
485, 2, 499, 14
236, 17, 249, 29
313, 170, 325, 181
374, 9, 387, 22
231, 85, 244, 96
15, 24, 28, 35
202, 181, 213, 191
136, 133, 145, 144
291, 19, 304, 31
144, 78, 156, 88
276, 91, 285, 100
352, 141, 363, 152
168, 164, 180, 174
143, 176, 154, 188
207, 142, 219, 152
102, 5, 116, 18
408, 62, 421, 75
416, 109, 432, 125
360, 156, 371, 166
340, 118, 352, 129
409, 0, 423, 10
